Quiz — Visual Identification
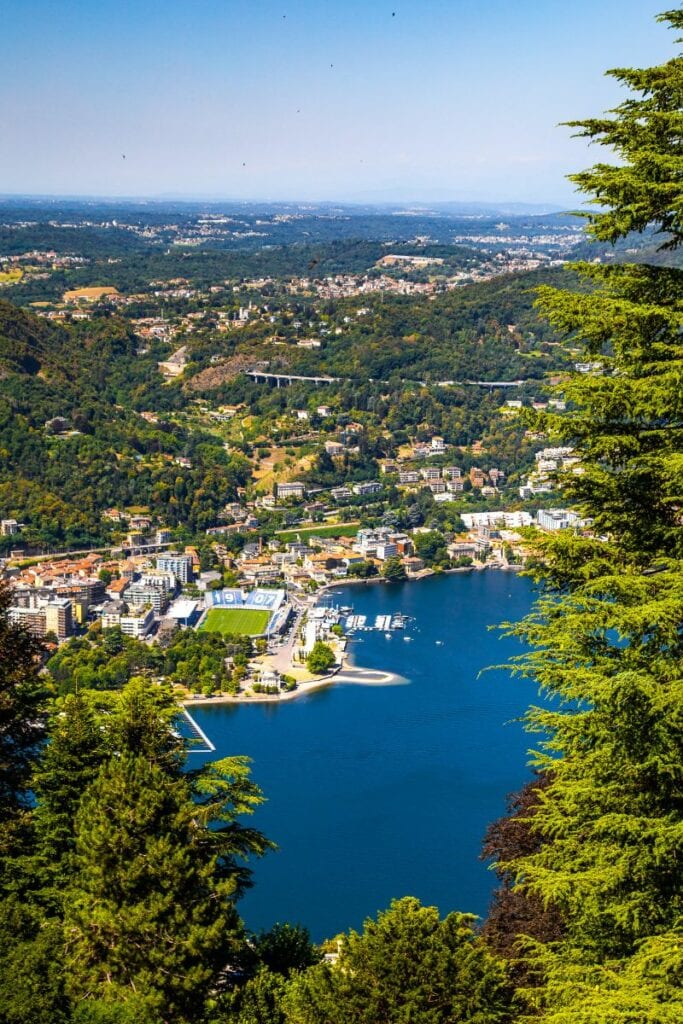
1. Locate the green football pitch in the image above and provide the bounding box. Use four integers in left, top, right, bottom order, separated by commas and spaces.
200, 607, 272, 636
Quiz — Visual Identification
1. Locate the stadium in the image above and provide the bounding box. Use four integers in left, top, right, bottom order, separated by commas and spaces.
198, 588, 290, 638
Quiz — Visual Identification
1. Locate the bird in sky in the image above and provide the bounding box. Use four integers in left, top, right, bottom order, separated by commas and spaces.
122, 154, 126, 159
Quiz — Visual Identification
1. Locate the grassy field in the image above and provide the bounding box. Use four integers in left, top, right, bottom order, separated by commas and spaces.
252, 446, 315, 494
0, 269, 23, 284
63, 286, 120, 301
200, 607, 272, 636
275, 522, 360, 543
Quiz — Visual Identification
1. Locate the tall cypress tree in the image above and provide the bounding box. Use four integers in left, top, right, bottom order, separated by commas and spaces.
55, 677, 272, 1021
64, 752, 251, 1022
33, 692, 107, 875
0, 580, 45, 854
497, 9, 683, 1020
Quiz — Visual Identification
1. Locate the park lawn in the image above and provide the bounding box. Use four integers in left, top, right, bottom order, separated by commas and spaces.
200, 607, 271, 636
275, 522, 360, 543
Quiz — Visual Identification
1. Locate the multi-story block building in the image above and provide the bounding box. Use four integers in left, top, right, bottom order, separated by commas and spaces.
156, 553, 193, 584
274, 481, 306, 501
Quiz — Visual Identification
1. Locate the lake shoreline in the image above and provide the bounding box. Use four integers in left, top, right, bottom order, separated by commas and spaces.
185, 570, 536, 938
181, 564, 524, 707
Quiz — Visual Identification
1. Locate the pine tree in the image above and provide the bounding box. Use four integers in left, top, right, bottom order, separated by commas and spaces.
283, 897, 514, 1024
64, 752, 249, 1022
495, 9, 683, 1019
0, 580, 45, 854
33, 692, 107, 874
108, 675, 185, 777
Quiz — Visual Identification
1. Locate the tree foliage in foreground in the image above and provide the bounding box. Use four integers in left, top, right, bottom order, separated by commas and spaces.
0, 580, 45, 850
283, 898, 514, 1024
0, 672, 273, 1024
493, 9, 683, 1020
64, 752, 246, 1020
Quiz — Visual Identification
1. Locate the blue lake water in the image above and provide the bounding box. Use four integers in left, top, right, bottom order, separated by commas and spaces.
190, 570, 538, 941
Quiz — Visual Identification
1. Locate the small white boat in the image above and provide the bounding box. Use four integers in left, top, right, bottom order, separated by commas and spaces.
403, 636, 413, 642
435, 640, 443, 645
384, 632, 392, 639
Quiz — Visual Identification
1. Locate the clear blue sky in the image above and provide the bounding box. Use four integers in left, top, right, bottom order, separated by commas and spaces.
0, 0, 675, 203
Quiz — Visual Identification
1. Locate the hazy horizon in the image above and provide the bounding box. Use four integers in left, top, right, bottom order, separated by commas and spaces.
0, 191, 570, 212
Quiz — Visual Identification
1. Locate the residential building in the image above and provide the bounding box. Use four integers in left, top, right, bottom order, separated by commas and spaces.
519, 479, 554, 499
9, 592, 73, 640
9, 605, 47, 638
101, 600, 154, 638
120, 606, 155, 638
537, 508, 582, 532
275, 481, 306, 501
352, 481, 382, 496
10, 595, 73, 640
156, 553, 193, 584
461, 511, 534, 530
324, 441, 345, 456
126, 584, 169, 614
106, 578, 130, 601
44, 598, 75, 639
255, 495, 277, 510
1, 519, 19, 536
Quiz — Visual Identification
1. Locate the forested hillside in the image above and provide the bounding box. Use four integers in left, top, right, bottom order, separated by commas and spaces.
0, 301, 251, 547
0, 264, 572, 550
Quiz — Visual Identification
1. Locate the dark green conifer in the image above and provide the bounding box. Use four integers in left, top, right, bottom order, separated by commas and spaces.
496, 9, 683, 1019
284, 897, 513, 1024
33, 692, 107, 873
0, 580, 45, 853
64, 752, 248, 1022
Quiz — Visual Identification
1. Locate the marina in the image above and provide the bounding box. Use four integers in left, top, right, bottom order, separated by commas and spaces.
341, 611, 411, 633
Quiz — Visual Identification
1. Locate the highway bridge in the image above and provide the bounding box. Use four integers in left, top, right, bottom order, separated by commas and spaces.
246, 370, 338, 386
247, 369, 530, 389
